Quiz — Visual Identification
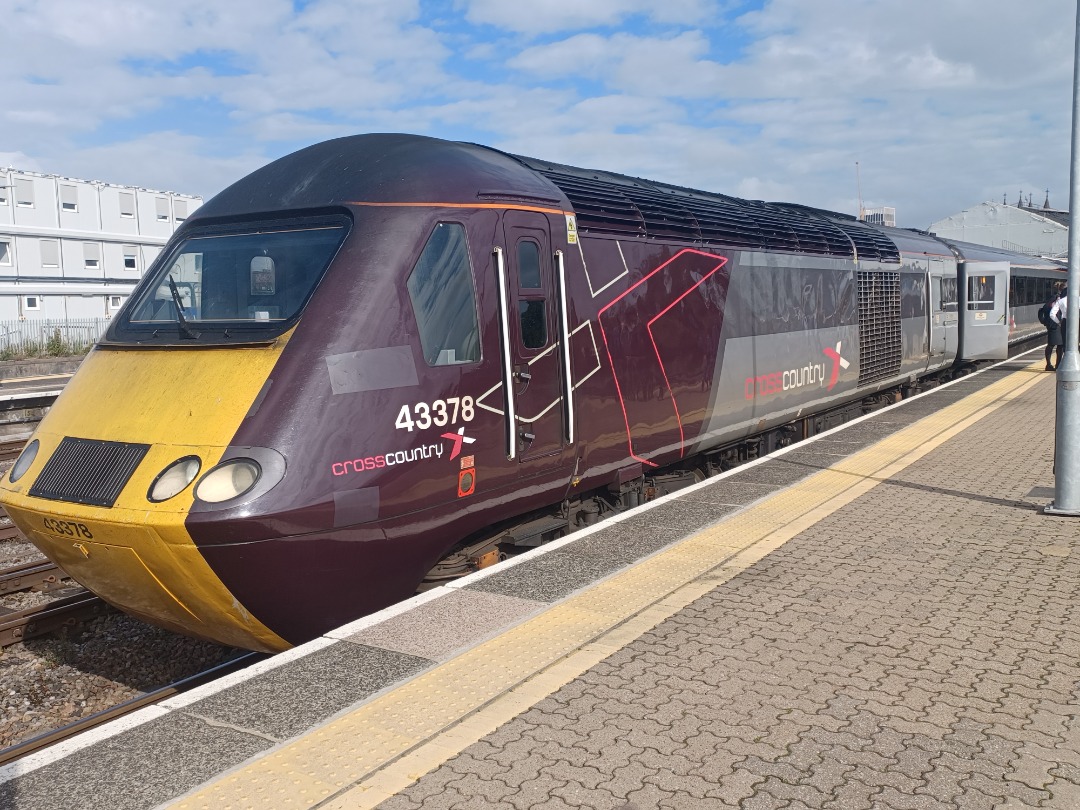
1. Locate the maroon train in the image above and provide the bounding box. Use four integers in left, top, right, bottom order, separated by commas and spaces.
0, 134, 1063, 651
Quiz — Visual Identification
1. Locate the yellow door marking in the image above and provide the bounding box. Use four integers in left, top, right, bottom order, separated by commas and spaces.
169, 360, 1048, 810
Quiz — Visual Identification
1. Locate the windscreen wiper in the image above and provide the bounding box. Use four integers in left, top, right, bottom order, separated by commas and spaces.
168, 276, 201, 340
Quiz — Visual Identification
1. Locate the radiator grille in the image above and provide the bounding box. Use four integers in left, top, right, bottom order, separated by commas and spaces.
29, 437, 150, 507
857, 271, 902, 386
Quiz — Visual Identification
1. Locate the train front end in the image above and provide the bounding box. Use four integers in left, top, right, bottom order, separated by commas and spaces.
0, 214, 351, 653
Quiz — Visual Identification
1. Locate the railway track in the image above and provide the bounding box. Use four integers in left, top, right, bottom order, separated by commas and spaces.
0, 435, 27, 463
0, 588, 109, 647
0, 558, 107, 647
0, 558, 62, 595
0, 435, 29, 540
0, 650, 264, 767
0, 432, 109, 647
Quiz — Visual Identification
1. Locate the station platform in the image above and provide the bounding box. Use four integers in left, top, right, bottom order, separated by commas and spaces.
2, 352, 1079, 810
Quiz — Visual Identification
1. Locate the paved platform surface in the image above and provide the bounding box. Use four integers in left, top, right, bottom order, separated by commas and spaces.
2, 355, 1076, 810
376, 361, 1079, 810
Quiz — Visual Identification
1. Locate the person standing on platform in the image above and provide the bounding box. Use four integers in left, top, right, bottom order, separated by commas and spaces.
1049, 287, 1068, 370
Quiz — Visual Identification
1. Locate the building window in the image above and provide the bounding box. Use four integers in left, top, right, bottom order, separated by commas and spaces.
23, 296, 41, 311
60, 184, 78, 212
40, 239, 60, 268
0, 183, 7, 205
155, 197, 169, 222
84, 242, 101, 270
123, 245, 138, 271
174, 199, 187, 222
119, 192, 135, 218
15, 178, 34, 208
0, 241, 10, 266
109, 295, 124, 308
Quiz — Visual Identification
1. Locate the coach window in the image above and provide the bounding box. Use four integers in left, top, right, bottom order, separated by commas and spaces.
940, 277, 957, 312
407, 222, 481, 366
517, 240, 547, 350
968, 275, 995, 311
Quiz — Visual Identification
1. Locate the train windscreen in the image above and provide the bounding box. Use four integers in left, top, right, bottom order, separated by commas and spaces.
110, 216, 349, 344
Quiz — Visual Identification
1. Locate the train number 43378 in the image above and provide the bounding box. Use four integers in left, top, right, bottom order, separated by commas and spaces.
42, 518, 94, 540
395, 397, 475, 432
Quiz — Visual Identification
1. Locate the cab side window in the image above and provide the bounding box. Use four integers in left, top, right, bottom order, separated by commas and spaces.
517, 240, 547, 350
407, 223, 481, 366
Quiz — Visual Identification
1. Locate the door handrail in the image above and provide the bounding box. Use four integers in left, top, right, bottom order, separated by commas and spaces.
554, 250, 575, 445
493, 246, 517, 460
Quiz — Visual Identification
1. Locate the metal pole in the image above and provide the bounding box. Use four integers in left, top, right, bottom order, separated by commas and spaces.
1047, 0, 1080, 515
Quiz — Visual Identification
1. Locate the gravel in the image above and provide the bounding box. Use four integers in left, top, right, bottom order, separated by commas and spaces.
0, 385, 248, 752
0, 536, 244, 751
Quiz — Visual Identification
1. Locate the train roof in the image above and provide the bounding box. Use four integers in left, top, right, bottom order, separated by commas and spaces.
935, 237, 1065, 270
192, 133, 902, 262
191, 134, 570, 221
511, 154, 900, 262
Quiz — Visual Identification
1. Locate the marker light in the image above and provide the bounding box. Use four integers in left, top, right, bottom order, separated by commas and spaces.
9, 439, 39, 483
147, 456, 201, 502
195, 459, 261, 504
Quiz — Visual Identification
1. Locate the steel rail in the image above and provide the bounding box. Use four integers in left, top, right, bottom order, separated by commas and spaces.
0, 436, 29, 463
0, 651, 265, 767
0, 559, 61, 595
0, 589, 107, 647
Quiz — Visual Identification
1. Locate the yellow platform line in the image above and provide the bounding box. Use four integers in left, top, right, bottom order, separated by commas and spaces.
170, 361, 1048, 810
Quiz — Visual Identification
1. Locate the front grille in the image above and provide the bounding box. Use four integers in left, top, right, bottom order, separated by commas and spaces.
29, 437, 150, 507
857, 271, 902, 386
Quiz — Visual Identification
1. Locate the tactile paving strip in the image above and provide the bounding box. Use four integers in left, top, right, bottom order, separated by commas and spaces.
170, 360, 1047, 810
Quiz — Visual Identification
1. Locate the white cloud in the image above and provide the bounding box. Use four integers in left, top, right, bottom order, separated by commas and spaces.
0, 0, 1073, 228
509, 30, 728, 99
457, 0, 719, 34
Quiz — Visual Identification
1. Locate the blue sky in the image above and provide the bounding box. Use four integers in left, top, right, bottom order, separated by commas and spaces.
0, 0, 1074, 228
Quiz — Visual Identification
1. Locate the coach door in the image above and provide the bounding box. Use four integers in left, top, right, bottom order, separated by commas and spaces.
958, 261, 1009, 361
928, 258, 958, 367
493, 210, 569, 468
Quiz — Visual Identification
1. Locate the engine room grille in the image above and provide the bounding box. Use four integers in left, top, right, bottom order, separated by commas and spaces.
510, 154, 902, 262
29, 437, 150, 508
857, 271, 902, 386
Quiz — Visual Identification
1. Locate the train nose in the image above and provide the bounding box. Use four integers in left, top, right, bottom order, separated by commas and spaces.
1, 433, 292, 653
9, 506, 290, 653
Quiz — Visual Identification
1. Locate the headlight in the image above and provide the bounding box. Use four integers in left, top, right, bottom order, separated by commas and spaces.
147, 456, 201, 503
9, 439, 39, 483
195, 459, 261, 504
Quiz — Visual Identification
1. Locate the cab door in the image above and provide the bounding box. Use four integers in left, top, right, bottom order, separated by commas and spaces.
497, 210, 566, 468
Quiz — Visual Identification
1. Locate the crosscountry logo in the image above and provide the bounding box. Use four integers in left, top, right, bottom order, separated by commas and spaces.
744, 340, 851, 400
822, 341, 851, 391
440, 426, 477, 460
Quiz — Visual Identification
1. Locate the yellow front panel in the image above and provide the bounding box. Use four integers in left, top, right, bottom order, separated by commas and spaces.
0, 338, 295, 652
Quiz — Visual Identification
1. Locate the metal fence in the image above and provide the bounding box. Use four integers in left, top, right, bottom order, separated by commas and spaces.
0, 318, 110, 359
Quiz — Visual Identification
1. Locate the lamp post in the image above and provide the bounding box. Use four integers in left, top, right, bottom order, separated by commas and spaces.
1047, 0, 1080, 515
